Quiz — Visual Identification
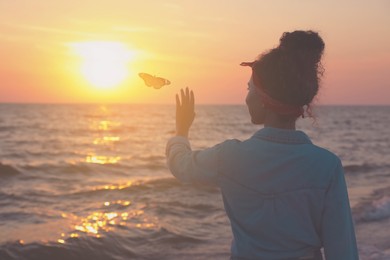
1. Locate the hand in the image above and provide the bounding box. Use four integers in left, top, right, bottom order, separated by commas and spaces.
175, 87, 195, 137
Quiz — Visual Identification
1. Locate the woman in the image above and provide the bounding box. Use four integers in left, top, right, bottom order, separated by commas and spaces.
166, 30, 358, 260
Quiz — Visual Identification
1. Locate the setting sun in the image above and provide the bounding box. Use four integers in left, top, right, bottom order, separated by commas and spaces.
69, 41, 136, 89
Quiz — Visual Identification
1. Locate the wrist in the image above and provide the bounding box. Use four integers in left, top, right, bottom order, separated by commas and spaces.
175, 130, 189, 137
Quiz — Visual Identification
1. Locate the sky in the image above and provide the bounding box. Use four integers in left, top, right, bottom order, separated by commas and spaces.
0, 0, 389, 105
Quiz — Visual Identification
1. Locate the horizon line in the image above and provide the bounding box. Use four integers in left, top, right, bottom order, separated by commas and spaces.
0, 102, 389, 107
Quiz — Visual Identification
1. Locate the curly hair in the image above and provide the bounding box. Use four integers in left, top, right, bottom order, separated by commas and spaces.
253, 30, 325, 116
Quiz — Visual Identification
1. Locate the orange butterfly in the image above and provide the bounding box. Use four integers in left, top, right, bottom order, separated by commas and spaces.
138, 73, 171, 89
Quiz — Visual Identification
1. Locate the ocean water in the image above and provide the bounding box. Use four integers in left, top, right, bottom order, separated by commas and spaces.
0, 104, 389, 260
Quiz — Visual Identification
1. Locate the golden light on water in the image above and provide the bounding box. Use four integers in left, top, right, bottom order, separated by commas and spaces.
104, 200, 131, 207
98, 120, 112, 131
69, 41, 136, 90
103, 136, 121, 142
73, 212, 118, 234
86, 117, 122, 164
86, 155, 121, 164
93, 136, 120, 145
103, 136, 120, 141
101, 182, 134, 190
59, 108, 158, 242
64, 209, 155, 237
136, 223, 156, 229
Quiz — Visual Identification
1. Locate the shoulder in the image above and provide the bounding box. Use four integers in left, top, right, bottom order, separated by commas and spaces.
212, 138, 246, 157
221, 137, 264, 149
310, 144, 342, 166
220, 138, 242, 146
307, 144, 344, 185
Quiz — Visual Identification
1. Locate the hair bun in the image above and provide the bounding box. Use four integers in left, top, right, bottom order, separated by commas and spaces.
279, 30, 324, 62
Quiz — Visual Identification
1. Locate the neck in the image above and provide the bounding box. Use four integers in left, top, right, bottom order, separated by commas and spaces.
263, 110, 297, 130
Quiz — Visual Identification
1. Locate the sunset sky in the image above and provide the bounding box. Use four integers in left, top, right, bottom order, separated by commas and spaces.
1, 0, 389, 105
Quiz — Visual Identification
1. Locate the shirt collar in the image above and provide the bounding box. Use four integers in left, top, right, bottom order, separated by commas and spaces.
252, 127, 312, 144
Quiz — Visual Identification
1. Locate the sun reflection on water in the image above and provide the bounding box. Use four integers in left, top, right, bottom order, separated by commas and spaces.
99, 120, 110, 130
104, 200, 131, 207
95, 120, 122, 131
86, 114, 123, 164
58, 209, 157, 242
86, 155, 121, 164
58, 190, 158, 244
69, 207, 156, 236
93, 136, 120, 145
99, 181, 134, 190
73, 212, 117, 235
55, 106, 159, 244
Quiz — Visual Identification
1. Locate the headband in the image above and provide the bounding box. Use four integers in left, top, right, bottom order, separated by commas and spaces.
240, 61, 304, 117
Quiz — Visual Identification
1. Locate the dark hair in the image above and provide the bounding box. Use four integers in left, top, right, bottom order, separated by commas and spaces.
253, 30, 325, 115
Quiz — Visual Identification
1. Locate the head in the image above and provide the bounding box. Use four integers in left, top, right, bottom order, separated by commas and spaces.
246, 76, 266, 124
245, 30, 325, 124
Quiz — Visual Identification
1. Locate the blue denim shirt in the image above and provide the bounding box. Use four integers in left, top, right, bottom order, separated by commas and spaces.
166, 127, 358, 260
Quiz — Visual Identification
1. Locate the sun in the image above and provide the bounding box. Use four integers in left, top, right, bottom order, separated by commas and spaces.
69, 41, 135, 89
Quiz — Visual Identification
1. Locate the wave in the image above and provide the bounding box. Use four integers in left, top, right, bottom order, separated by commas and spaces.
0, 126, 16, 132
0, 191, 25, 207
68, 177, 183, 197
0, 235, 137, 260
117, 177, 219, 195
18, 157, 168, 176
343, 163, 382, 174
0, 163, 21, 177
64, 176, 220, 211
0, 174, 227, 259
21, 161, 111, 175
23, 162, 95, 174
353, 186, 390, 223
358, 244, 390, 260
0, 211, 35, 224
0, 224, 210, 260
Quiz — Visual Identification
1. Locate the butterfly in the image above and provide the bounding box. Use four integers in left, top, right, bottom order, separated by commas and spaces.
138, 73, 171, 89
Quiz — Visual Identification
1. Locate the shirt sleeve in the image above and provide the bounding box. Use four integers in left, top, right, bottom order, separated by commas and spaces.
321, 159, 359, 260
165, 136, 223, 185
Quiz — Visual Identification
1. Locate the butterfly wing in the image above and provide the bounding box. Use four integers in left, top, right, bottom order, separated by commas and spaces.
152, 77, 171, 89
138, 73, 155, 87
139, 72, 171, 89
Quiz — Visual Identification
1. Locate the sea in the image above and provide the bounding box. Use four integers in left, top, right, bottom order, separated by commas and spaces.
0, 104, 389, 260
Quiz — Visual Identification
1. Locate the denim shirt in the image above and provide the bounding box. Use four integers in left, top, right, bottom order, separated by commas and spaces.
166, 127, 358, 260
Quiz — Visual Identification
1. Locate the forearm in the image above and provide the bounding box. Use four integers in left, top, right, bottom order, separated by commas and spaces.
166, 136, 193, 182
165, 136, 222, 185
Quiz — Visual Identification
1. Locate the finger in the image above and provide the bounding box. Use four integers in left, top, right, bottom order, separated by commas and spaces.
190, 90, 195, 112
180, 88, 186, 106
176, 93, 180, 109
185, 87, 190, 106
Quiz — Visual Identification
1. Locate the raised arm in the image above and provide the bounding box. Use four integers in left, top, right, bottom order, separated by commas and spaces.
166, 87, 222, 185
